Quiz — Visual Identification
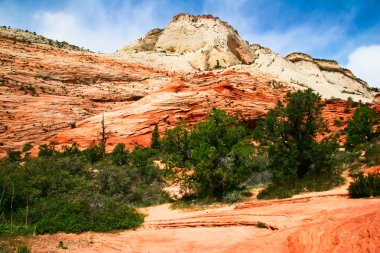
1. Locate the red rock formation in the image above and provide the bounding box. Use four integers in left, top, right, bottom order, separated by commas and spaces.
0, 22, 376, 157
0, 27, 169, 156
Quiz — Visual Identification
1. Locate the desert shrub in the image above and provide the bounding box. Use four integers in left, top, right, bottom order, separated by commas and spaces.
365, 143, 380, 165
257, 184, 293, 199
0, 148, 166, 236
0, 157, 94, 214
17, 245, 30, 253
82, 145, 103, 163
59, 143, 80, 157
37, 144, 55, 157
7, 149, 21, 162
15, 197, 143, 234
294, 172, 343, 192
223, 190, 244, 203
22, 143, 33, 152
256, 221, 267, 229
333, 119, 344, 127
95, 148, 166, 206
325, 97, 341, 103
349, 173, 380, 198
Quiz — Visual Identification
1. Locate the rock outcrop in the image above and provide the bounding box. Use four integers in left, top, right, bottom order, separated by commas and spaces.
119, 14, 256, 71
118, 14, 374, 102
285, 52, 371, 100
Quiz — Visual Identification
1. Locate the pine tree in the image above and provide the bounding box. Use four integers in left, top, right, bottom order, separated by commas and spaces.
151, 125, 160, 149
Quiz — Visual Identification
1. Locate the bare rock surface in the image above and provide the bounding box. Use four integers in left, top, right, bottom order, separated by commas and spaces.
21, 182, 380, 253
119, 14, 256, 71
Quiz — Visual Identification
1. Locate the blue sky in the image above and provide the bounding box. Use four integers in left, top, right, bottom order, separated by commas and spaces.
1, 0, 379, 87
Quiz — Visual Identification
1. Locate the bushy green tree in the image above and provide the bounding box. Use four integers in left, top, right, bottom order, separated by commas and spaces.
346, 105, 379, 149
254, 89, 339, 188
161, 122, 191, 167
162, 109, 254, 198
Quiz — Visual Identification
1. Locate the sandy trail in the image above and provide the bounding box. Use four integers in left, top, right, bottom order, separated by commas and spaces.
16, 175, 380, 253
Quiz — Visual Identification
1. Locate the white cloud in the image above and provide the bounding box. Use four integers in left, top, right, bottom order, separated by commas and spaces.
201, 0, 346, 59
346, 45, 380, 88
32, 0, 170, 53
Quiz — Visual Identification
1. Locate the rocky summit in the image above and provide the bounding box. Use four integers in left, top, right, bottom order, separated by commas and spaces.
0, 14, 378, 156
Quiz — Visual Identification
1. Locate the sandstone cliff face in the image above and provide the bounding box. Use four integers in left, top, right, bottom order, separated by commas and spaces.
118, 14, 374, 102
285, 53, 371, 100
0, 26, 169, 155
119, 14, 256, 71
0, 15, 378, 156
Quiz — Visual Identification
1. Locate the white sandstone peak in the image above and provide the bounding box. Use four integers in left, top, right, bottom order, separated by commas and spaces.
116, 13, 375, 102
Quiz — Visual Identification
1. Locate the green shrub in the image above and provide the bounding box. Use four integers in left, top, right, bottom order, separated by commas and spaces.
7, 149, 21, 162
17, 197, 143, 234
38, 144, 55, 157
349, 173, 380, 198
82, 145, 102, 163
325, 97, 342, 103
295, 172, 343, 192
17, 244, 31, 253
256, 221, 267, 229
22, 143, 33, 152
365, 143, 380, 165
60, 143, 80, 157
257, 185, 293, 199
0, 146, 171, 236
223, 190, 244, 203
333, 119, 344, 127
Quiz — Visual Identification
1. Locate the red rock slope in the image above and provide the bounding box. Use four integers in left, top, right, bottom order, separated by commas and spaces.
0, 26, 170, 156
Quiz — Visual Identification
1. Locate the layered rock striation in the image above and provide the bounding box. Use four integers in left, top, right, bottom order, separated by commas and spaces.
0, 14, 378, 156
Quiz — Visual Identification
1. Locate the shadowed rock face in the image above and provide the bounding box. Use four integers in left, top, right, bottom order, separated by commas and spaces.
227, 34, 255, 64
